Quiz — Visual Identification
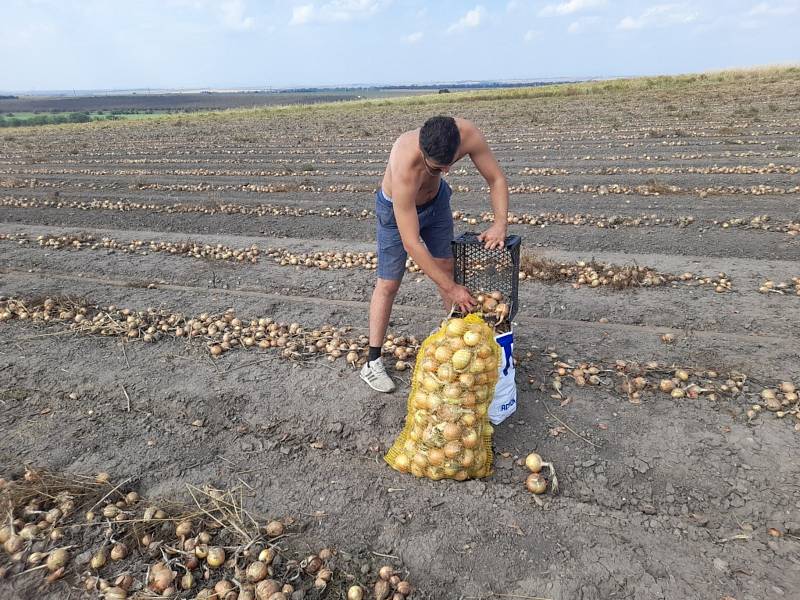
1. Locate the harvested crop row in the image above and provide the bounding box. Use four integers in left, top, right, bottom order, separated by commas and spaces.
1, 233, 735, 294
519, 255, 733, 292
3, 194, 798, 237
519, 164, 800, 176
758, 278, 800, 296
528, 348, 799, 429
3, 177, 799, 198
0, 468, 414, 600
0, 297, 419, 365
0, 196, 372, 219
0, 233, 261, 263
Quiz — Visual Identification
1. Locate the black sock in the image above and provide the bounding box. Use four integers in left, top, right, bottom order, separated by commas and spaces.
368, 346, 382, 362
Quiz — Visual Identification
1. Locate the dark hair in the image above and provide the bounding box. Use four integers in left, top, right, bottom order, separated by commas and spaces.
419, 116, 460, 164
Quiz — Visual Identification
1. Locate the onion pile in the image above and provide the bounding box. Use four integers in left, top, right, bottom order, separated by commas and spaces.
471, 291, 510, 326
0, 232, 261, 263
759, 277, 800, 296
2, 469, 422, 598
542, 351, 799, 429
385, 315, 500, 480
266, 247, 377, 270
0, 297, 418, 365
520, 255, 733, 292
0, 195, 372, 219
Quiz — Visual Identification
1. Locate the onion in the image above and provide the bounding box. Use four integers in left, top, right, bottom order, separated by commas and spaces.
443, 422, 462, 441
103, 587, 127, 600
375, 579, 392, 600
437, 363, 455, 382
148, 562, 175, 593
675, 369, 689, 381
434, 345, 452, 363
463, 331, 481, 347
526, 473, 547, 494
469, 358, 486, 374
255, 579, 280, 599
206, 546, 225, 568
91, 548, 108, 569
428, 448, 445, 466
443, 384, 461, 400
347, 585, 364, 600
303, 554, 322, 574
422, 376, 440, 393
457, 373, 474, 388
378, 565, 394, 580
444, 441, 462, 459
180, 572, 194, 590
421, 358, 438, 373
46, 547, 69, 571
258, 548, 275, 564
115, 574, 133, 591
215, 580, 234, 596
451, 348, 471, 371
397, 581, 412, 595
525, 453, 543, 473
659, 379, 674, 393
265, 520, 284, 538
445, 318, 467, 337
0, 526, 11, 544
110, 543, 128, 560
393, 453, 410, 473
462, 429, 479, 449
247, 561, 269, 582
449, 336, 466, 351
175, 519, 193, 538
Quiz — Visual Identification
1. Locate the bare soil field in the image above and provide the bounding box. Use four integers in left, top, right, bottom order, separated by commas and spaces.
0, 89, 434, 115
1, 69, 799, 600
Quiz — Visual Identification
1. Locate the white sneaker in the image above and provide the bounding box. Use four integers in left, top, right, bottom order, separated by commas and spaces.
360, 358, 396, 393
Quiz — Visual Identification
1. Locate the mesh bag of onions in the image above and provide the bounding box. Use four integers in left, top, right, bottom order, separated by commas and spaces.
385, 314, 500, 480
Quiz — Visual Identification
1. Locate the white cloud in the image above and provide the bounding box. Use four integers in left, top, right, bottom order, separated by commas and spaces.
404, 31, 423, 43
618, 4, 699, 30
220, 0, 254, 30
290, 0, 389, 25
447, 6, 486, 33
523, 29, 540, 42
290, 4, 314, 25
567, 16, 598, 33
539, 0, 605, 17
748, 1, 799, 16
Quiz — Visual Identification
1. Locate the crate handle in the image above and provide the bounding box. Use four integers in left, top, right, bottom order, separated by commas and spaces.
458, 232, 519, 249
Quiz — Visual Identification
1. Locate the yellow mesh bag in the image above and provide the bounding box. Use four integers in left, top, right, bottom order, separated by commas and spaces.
385, 314, 501, 480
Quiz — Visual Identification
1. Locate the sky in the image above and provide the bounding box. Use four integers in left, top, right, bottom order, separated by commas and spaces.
1, 0, 798, 92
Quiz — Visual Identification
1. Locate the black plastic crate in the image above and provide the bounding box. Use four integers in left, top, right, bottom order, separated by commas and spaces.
452, 232, 521, 320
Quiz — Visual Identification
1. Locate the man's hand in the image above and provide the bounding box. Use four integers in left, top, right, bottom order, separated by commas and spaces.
478, 222, 507, 250
441, 282, 477, 314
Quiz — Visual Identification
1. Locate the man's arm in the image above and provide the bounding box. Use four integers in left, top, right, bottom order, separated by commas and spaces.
459, 120, 509, 249
392, 174, 475, 312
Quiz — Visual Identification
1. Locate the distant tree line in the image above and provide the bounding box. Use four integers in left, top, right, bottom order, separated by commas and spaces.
0, 111, 117, 128
0, 95, 19, 100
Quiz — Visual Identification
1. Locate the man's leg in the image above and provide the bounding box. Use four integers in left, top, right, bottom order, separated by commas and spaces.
368, 277, 402, 348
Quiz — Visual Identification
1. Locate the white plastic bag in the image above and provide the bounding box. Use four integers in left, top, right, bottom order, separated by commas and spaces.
488, 329, 517, 425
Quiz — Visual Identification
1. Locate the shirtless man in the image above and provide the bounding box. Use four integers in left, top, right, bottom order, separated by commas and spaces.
360, 115, 509, 393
